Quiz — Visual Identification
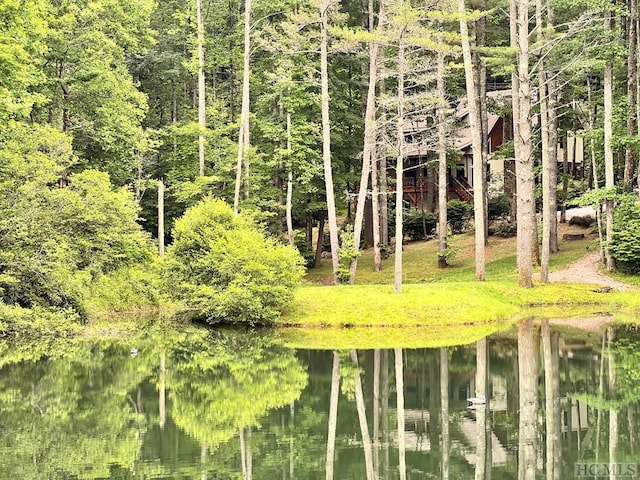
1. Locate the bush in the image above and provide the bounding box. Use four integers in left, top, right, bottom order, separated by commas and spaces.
0, 167, 154, 318
490, 220, 518, 237
0, 303, 81, 339
403, 210, 437, 241
162, 197, 304, 325
568, 215, 594, 227
610, 195, 640, 273
488, 195, 511, 220
447, 199, 473, 233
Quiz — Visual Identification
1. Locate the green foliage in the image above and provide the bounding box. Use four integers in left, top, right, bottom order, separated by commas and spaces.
404, 209, 437, 241
490, 219, 518, 238
336, 231, 359, 282
0, 303, 81, 338
610, 195, 640, 273
0, 124, 155, 320
488, 194, 511, 220
447, 199, 473, 233
437, 228, 461, 265
84, 264, 163, 314
162, 197, 304, 325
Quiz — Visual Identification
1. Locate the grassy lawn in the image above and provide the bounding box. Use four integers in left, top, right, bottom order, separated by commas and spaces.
281, 225, 640, 339
304, 226, 596, 285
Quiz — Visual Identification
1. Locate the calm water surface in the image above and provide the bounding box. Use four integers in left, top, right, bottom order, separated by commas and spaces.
1, 320, 639, 479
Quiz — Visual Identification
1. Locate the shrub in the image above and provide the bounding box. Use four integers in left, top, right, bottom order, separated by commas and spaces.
610, 195, 640, 273
488, 195, 511, 220
162, 197, 304, 325
447, 199, 473, 233
403, 209, 437, 241
568, 215, 594, 227
491, 220, 518, 237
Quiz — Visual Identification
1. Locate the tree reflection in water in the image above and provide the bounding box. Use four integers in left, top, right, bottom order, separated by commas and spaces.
1, 322, 640, 478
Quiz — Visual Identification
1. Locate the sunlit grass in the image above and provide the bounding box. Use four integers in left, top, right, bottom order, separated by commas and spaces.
281, 282, 640, 327
289, 225, 640, 329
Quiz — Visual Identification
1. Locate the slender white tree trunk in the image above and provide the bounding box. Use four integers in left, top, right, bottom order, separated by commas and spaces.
158, 179, 164, 257
234, 0, 252, 212
458, 0, 486, 280
626, 0, 638, 189
394, 31, 406, 294
286, 111, 294, 246
437, 36, 449, 268
372, 147, 382, 272
604, 10, 616, 271
349, 0, 384, 283
196, 0, 206, 176
320, 1, 341, 282
538, 0, 551, 282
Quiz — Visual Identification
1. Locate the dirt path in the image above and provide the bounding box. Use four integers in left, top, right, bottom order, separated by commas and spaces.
546, 251, 631, 290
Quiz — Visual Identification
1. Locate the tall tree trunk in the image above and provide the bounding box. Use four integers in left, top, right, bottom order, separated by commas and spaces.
626, 0, 638, 190
437, 39, 449, 268
351, 351, 375, 480
546, 12, 559, 254
326, 352, 340, 480
513, 0, 535, 288
349, 0, 384, 283
538, 0, 551, 282
459, 0, 486, 281
234, 0, 252, 212
395, 348, 406, 480
476, 12, 490, 244
286, 111, 295, 246
314, 215, 326, 268
372, 147, 382, 272
586, 76, 607, 264
158, 179, 165, 257
560, 132, 568, 223
604, 9, 616, 271
394, 30, 407, 294
320, 1, 341, 283
518, 318, 538, 480
440, 348, 450, 480
196, 0, 206, 176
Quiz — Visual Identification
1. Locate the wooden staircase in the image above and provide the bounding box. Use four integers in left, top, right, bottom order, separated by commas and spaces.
451, 177, 474, 203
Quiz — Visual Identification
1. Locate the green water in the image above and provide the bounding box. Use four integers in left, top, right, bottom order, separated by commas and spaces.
0, 321, 638, 479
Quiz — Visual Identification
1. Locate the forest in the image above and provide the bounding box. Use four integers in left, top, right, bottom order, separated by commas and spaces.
2, 0, 640, 332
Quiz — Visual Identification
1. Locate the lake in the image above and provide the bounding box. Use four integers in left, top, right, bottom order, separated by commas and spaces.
0, 319, 638, 479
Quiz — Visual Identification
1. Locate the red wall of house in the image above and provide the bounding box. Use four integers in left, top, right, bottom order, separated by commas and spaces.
489, 118, 505, 153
